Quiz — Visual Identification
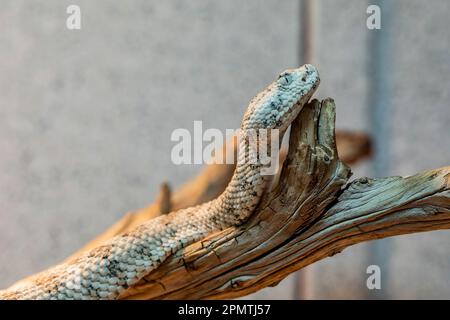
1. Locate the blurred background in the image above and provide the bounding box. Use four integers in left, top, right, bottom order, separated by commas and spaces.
0, 0, 449, 299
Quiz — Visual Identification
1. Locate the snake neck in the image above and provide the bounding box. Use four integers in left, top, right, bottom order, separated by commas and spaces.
212, 126, 281, 227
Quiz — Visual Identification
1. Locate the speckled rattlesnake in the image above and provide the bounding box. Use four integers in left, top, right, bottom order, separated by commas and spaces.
0, 64, 320, 299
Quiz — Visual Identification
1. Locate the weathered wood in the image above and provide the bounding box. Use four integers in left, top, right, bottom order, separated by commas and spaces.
115, 98, 450, 300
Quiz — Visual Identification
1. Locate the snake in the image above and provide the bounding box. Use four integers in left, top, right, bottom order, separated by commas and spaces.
0, 64, 320, 299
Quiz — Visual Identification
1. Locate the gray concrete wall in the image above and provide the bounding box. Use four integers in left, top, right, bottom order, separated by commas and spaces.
382, 0, 450, 299
0, 0, 449, 299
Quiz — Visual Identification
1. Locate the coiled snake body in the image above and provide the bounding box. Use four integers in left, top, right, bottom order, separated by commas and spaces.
0, 64, 319, 299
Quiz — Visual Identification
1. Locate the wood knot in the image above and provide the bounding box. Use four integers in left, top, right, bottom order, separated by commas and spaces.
357, 177, 369, 184
230, 275, 255, 289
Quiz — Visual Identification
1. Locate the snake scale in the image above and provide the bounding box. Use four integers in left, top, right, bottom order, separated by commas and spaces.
0, 64, 319, 299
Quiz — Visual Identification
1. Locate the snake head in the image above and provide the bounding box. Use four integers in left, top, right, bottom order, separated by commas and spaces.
277, 64, 320, 97
245, 64, 320, 131
273, 64, 320, 129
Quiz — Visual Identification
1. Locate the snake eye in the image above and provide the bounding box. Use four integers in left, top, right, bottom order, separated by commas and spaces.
278, 72, 292, 86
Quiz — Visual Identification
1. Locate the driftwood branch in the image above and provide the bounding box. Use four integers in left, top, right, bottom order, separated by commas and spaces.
110, 98, 449, 299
